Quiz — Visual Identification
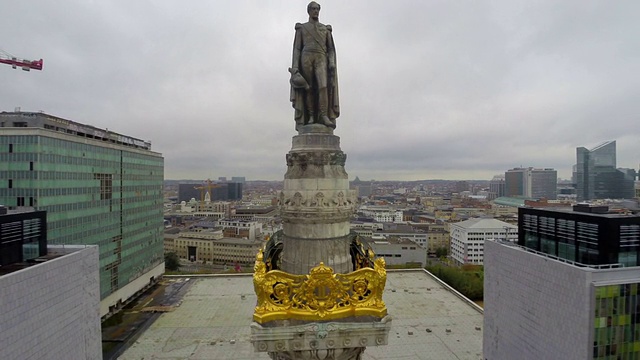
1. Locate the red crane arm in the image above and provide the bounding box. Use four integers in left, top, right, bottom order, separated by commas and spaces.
0, 50, 43, 71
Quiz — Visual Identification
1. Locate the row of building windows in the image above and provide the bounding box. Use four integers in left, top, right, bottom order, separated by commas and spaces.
0, 170, 162, 181
35, 198, 160, 214
0, 135, 38, 144
47, 210, 160, 233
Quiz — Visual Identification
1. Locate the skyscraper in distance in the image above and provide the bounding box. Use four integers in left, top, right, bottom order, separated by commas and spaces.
505, 167, 557, 199
575, 141, 636, 201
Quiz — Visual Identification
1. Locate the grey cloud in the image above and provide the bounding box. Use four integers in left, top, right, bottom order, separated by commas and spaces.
1, 0, 639, 181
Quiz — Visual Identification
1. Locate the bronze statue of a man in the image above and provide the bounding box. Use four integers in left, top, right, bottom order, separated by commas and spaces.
290, 1, 340, 130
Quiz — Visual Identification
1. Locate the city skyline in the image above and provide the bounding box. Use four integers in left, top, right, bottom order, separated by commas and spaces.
2, 1, 639, 181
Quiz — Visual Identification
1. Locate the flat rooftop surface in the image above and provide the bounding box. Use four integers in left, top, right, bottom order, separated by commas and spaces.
119, 271, 483, 359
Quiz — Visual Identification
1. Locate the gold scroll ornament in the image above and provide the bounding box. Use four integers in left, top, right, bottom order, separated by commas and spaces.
253, 250, 387, 323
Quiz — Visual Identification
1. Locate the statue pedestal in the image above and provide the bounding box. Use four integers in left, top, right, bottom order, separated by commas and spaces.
251, 317, 392, 360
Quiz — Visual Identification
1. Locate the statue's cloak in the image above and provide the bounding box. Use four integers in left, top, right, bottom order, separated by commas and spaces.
290, 23, 340, 128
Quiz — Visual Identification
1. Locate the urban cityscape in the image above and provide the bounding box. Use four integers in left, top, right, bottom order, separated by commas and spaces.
2, 1, 640, 360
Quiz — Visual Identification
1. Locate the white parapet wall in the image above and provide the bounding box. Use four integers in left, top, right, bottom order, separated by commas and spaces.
0, 245, 102, 360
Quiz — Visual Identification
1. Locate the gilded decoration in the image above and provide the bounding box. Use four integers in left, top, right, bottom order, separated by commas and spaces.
253, 250, 387, 323
350, 235, 374, 271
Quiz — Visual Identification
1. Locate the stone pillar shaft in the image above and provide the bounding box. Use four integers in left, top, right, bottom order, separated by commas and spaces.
279, 127, 355, 275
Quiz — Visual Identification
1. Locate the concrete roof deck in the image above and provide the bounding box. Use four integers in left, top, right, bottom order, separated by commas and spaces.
119, 271, 483, 360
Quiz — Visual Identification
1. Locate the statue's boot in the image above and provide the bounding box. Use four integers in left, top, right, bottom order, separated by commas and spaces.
318, 88, 336, 128
305, 91, 315, 124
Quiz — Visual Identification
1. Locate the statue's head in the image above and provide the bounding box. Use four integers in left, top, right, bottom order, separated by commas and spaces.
307, 1, 320, 18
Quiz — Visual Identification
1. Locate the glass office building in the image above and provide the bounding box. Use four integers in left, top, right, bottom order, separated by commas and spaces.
519, 205, 640, 266
575, 141, 636, 201
0, 112, 164, 314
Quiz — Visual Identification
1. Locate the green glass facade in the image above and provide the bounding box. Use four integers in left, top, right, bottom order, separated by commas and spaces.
0, 130, 164, 299
594, 283, 640, 359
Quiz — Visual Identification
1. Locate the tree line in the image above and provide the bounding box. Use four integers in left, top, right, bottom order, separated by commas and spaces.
426, 264, 483, 300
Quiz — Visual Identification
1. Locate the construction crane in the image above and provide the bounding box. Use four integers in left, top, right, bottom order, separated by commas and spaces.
0, 48, 43, 71
194, 179, 222, 210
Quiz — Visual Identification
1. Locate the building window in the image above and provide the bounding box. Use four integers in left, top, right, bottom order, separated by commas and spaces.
8, 179, 12, 188
94, 173, 113, 200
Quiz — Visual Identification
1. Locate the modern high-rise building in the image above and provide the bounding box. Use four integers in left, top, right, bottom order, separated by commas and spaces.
575, 141, 636, 201
484, 205, 640, 359
231, 176, 246, 184
505, 167, 557, 199
488, 174, 505, 200
0, 111, 164, 317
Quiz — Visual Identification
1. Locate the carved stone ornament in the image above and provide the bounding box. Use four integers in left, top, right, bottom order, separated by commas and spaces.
286, 151, 346, 167
280, 191, 354, 215
313, 192, 327, 207
269, 347, 364, 360
333, 192, 346, 206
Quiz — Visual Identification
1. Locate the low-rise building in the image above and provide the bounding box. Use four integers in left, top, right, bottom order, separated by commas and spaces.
374, 226, 428, 248
366, 237, 427, 267
350, 220, 384, 237
163, 229, 180, 254
450, 218, 517, 265
426, 229, 450, 255
174, 231, 262, 265
233, 206, 278, 223
359, 205, 403, 223
218, 219, 263, 240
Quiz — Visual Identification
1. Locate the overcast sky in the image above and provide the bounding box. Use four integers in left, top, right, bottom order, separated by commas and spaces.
2, 0, 639, 181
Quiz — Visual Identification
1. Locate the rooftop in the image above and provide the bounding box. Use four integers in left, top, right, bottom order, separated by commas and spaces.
119, 271, 483, 359
525, 205, 640, 219
0, 111, 152, 150
364, 237, 419, 245
452, 217, 517, 230
0, 245, 96, 276
235, 206, 276, 214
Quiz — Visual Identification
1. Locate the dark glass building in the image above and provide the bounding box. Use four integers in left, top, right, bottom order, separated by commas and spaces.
0, 209, 47, 266
519, 205, 640, 266
575, 141, 636, 201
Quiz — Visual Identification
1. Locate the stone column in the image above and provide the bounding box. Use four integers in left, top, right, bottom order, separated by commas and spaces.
279, 125, 356, 275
